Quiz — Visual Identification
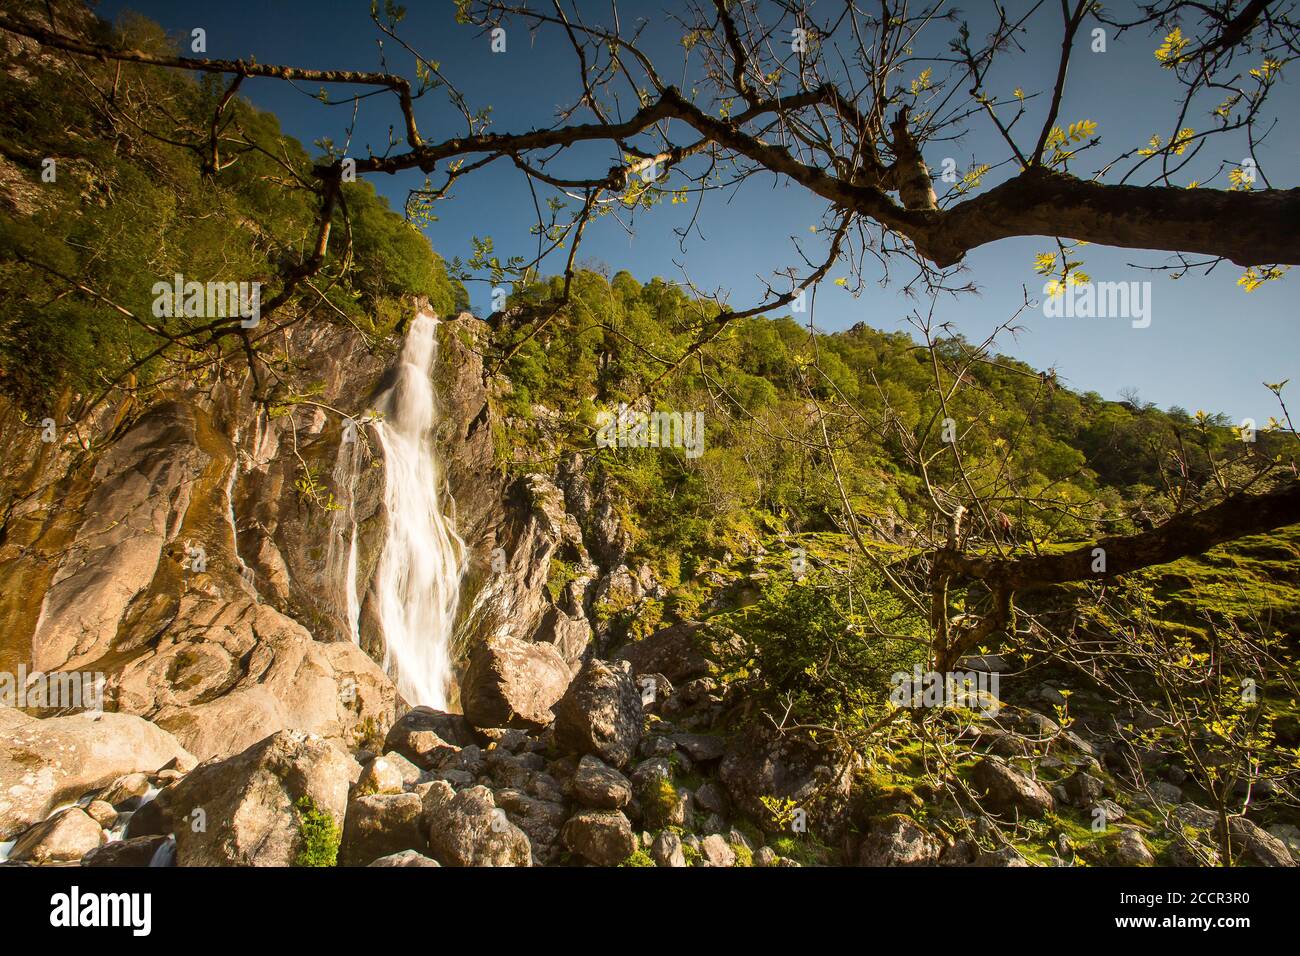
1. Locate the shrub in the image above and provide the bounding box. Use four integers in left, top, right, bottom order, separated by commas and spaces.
293, 796, 341, 867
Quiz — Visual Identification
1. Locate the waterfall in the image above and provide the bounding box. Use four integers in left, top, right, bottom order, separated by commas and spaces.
368, 312, 466, 709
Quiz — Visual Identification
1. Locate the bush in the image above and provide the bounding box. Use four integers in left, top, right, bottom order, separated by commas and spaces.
712, 565, 926, 740
293, 797, 341, 867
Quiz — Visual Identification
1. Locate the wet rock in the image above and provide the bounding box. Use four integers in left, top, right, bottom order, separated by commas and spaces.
10, 808, 104, 864
85, 801, 119, 830
81, 834, 170, 867
0, 710, 192, 841
100, 772, 152, 809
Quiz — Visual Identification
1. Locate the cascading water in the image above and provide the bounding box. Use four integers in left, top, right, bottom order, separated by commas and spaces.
367, 312, 466, 709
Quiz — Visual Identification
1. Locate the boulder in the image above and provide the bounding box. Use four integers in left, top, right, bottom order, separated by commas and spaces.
562, 809, 637, 866
858, 814, 942, 866
700, 833, 736, 867
615, 622, 712, 683
1229, 815, 1294, 867
553, 658, 643, 769
10, 808, 104, 864
340, 792, 427, 867
1062, 769, 1106, 806
100, 772, 153, 809
354, 755, 410, 796
166, 729, 359, 866
652, 829, 687, 867
671, 733, 726, 763
640, 781, 688, 829
81, 835, 170, 867
484, 749, 542, 790
383, 707, 478, 770
422, 782, 531, 867
630, 757, 672, 791
970, 758, 1054, 818
532, 606, 593, 674
0, 710, 192, 840
494, 789, 569, 863
1268, 824, 1300, 858
368, 849, 441, 867
719, 724, 854, 835
1146, 781, 1184, 805
85, 801, 118, 829
461, 635, 571, 730
573, 755, 633, 809
1112, 830, 1156, 867
694, 781, 729, 815
972, 847, 1030, 867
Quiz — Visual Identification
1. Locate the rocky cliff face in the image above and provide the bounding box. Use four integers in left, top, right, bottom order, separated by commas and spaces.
0, 308, 582, 764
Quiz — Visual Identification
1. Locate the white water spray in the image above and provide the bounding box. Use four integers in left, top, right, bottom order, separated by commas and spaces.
369, 312, 466, 709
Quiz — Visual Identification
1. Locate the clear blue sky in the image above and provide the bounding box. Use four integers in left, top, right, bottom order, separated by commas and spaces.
95, 0, 1298, 424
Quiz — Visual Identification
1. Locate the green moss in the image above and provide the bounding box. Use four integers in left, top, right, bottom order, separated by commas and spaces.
546, 557, 577, 603
620, 848, 656, 867
293, 796, 341, 867
770, 834, 832, 866
642, 777, 682, 829
1142, 526, 1300, 634
731, 842, 754, 867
